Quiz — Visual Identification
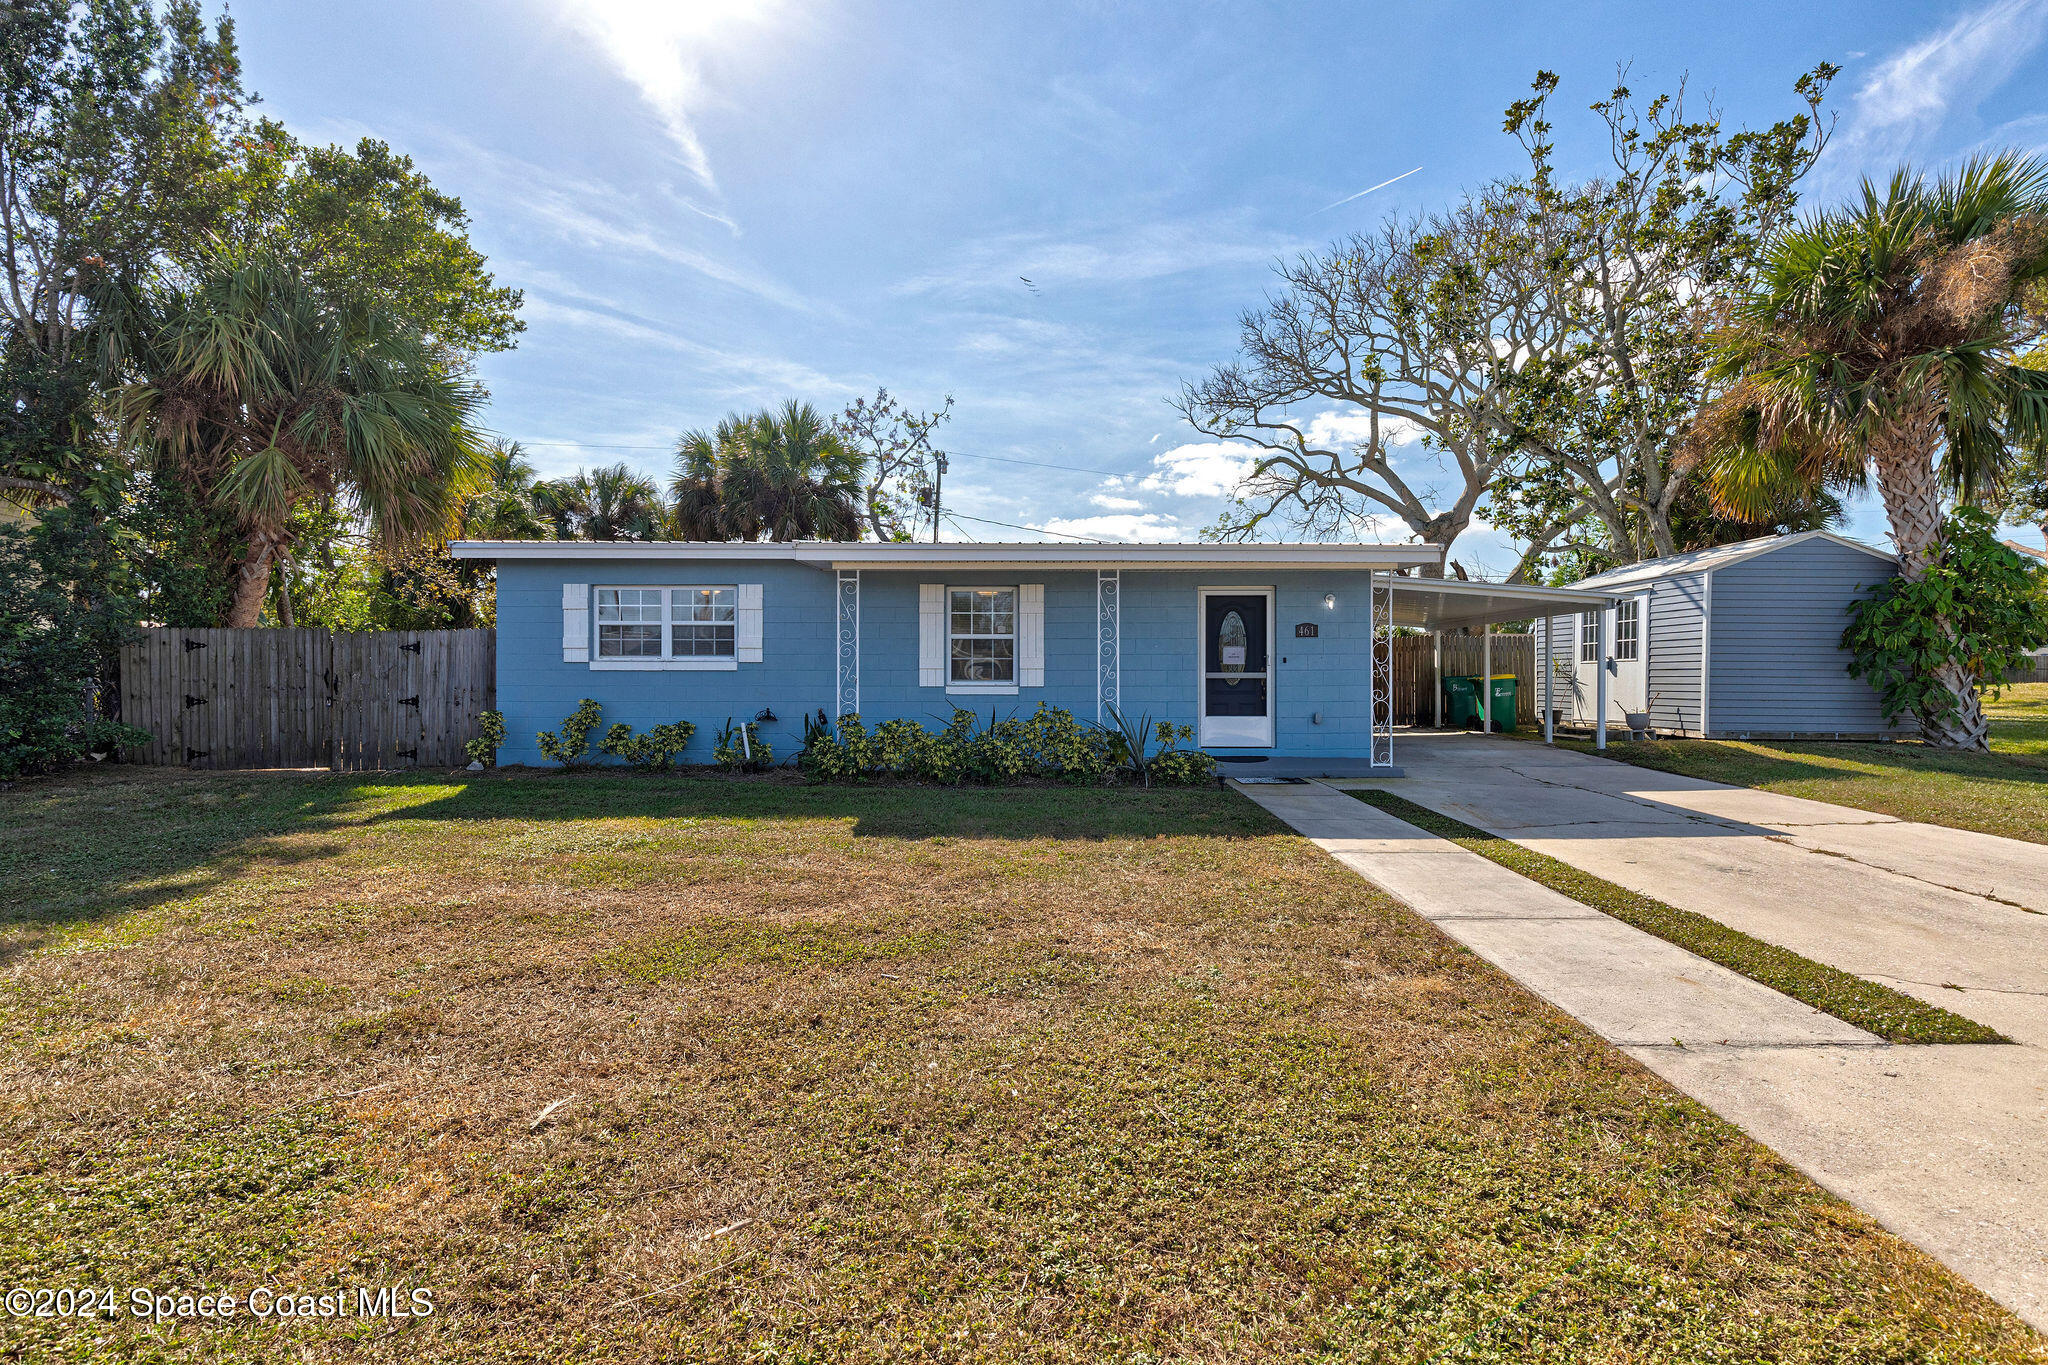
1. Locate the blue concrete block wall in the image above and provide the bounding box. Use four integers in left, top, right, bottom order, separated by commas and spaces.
493, 559, 1383, 765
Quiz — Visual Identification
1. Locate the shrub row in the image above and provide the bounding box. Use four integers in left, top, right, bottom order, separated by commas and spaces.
473, 700, 1217, 786
798, 704, 1215, 786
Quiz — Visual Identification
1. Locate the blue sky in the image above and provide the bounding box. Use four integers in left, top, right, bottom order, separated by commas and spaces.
236, 0, 2048, 571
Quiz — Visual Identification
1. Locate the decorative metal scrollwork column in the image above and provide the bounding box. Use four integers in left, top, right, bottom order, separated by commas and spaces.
1371, 571, 1394, 769
1096, 569, 1121, 722
835, 569, 860, 719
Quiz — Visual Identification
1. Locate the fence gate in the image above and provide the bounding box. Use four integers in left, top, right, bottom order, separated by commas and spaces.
118, 628, 495, 771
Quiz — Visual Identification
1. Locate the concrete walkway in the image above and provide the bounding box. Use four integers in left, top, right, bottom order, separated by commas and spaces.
1239, 755, 2048, 1332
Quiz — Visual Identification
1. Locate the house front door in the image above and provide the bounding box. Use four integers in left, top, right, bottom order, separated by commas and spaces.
1199, 589, 1274, 747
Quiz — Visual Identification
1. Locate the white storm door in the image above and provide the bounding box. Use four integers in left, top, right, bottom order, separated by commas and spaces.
1198, 588, 1275, 747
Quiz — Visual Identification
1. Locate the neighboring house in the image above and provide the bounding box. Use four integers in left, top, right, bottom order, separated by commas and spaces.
1531, 530, 1906, 739
450, 539, 1523, 772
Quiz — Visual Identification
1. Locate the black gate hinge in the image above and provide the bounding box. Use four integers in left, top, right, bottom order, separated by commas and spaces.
398, 641, 422, 654
182, 638, 208, 652
398, 695, 420, 708
183, 694, 208, 709
185, 748, 209, 762
396, 746, 418, 761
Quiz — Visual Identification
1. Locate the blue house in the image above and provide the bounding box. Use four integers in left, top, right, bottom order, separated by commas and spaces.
1531, 530, 1906, 739
449, 539, 1522, 774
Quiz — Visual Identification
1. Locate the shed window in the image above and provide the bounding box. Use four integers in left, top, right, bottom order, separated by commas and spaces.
1615, 599, 1639, 661
949, 588, 1015, 685
597, 586, 734, 660
1579, 611, 1600, 663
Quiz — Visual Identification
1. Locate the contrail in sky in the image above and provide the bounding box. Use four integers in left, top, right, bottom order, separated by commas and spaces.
1317, 165, 1423, 213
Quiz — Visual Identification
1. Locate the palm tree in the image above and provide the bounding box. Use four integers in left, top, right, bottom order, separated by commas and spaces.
105, 255, 485, 627
669, 401, 865, 541
531, 463, 668, 540
458, 440, 549, 540
1692, 152, 2048, 745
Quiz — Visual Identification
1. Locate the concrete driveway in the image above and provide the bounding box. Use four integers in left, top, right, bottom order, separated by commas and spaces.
1304, 732, 2048, 1331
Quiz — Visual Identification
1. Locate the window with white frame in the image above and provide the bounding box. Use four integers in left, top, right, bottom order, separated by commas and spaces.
948, 587, 1015, 685
1614, 598, 1639, 661
1579, 610, 1600, 663
596, 586, 735, 660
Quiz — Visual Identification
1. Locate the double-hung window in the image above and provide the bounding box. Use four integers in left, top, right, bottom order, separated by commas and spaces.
1614, 598, 1639, 661
596, 586, 734, 662
1579, 610, 1600, 663
948, 587, 1016, 686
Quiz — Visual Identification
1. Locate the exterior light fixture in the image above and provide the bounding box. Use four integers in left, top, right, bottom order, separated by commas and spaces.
1323, 593, 1336, 610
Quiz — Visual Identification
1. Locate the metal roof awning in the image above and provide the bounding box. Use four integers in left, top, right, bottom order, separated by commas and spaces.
1386, 577, 1618, 632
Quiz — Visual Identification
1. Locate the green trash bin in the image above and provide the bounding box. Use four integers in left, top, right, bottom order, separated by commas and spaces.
1485, 674, 1519, 733
1441, 675, 1483, 729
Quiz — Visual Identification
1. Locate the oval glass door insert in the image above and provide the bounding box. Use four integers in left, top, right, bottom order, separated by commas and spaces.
1219, 610, 1248, 682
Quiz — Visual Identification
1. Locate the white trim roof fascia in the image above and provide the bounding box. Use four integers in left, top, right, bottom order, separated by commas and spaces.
450, 539, 1446, 570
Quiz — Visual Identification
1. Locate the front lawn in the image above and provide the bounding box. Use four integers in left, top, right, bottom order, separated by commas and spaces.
1, 770, 2038, 1362
1529, 683, 2048, 843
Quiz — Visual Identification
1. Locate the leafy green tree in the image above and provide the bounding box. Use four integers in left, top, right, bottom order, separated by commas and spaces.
671, 401, 870, 542
1483, 66, 1836, 574
0, 0, 247, 508
1177, 66, 1834, 578
1843, 510, 2048, 745
834, 388, 953, 540
222, 122, 523, 370
0, 503, 149, 777
533, 462, 667, 541
1694, 154, 2048, 747
105, 254, 486, 627
459, 440, 548, 540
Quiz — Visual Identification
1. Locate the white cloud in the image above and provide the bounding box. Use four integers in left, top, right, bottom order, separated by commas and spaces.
1300, 408, 1427, 450
520, 293, 860, 400
1835, 0, 2048, 169
542, 0, 787, 190
1139, 442, 1257, 498
409, 133, 810, 310
1089, 493, 1145, 511
1039, 512, 1186, 543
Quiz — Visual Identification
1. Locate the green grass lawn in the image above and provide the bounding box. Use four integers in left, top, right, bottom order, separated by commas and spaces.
1, 768, 2040, 1362
1527, 683, 2048, 843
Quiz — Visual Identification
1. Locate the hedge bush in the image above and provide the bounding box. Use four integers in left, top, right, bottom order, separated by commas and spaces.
797, 703, 1213, 786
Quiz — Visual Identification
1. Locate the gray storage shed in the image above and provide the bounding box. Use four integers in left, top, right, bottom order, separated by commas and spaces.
1530, 531, 1906, 739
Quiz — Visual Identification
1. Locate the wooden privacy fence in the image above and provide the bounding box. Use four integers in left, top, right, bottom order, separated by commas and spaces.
119, 628, 495, 771
1388, 633, 1537, 726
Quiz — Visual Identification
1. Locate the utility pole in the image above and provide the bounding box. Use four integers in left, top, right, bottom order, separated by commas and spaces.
930, 452, 947, 542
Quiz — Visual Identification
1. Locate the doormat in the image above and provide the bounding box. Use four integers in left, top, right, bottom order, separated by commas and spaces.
1231, 776, 1309, 785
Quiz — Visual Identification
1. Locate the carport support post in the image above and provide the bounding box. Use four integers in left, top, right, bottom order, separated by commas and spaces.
1595, 608, 1609, 750
1432, 631, 1442, 728
1481, 624, 1492, 734
1543, 615, 1554, 745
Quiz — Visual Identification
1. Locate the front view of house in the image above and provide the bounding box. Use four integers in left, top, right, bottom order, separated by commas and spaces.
453, 540, 1455, 773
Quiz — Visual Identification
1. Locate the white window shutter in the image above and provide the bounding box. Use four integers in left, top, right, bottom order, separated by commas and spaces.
562, 583, 589, 663
736, 583, 763, 662
1019, 583, 1045, 687
918, 583, 945, 687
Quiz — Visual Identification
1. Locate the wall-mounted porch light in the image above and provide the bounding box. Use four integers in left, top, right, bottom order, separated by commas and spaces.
1322, 592, 1337, 610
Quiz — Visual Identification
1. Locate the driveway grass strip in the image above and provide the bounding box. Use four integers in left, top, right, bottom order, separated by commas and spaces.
1345, 788, 2007, 1045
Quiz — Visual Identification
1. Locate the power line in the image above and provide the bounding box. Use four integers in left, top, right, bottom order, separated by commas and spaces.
942, 511, 1108, 543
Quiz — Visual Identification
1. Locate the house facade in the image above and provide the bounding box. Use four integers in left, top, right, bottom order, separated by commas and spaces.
454, 540, 1446, 772
1532, 530, 1906, 738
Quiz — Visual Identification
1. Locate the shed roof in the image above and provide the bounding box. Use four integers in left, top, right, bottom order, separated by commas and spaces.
1565, 530, 1894, 593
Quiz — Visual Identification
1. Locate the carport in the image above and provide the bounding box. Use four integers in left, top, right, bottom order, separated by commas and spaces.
1384, 577, 1621, 748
